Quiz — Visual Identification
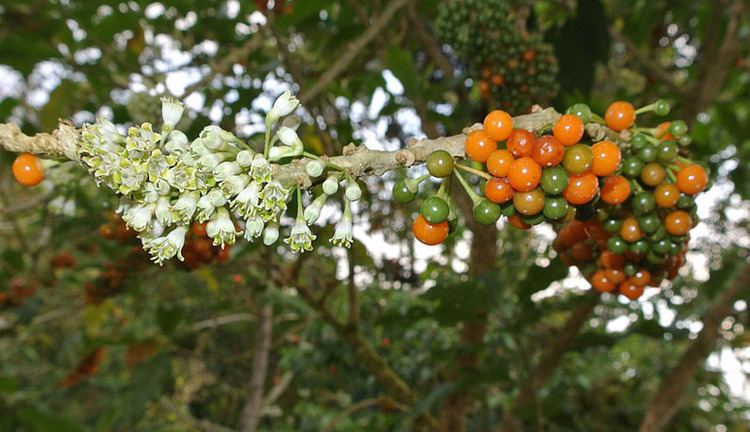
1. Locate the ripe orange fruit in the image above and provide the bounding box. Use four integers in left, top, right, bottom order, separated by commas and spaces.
665, 210, 692, 236
532, 135, 565, 167
605, 101, 636, 131
483, 110, 514, 141
620, 217, 643, 242
563, 172, 598, 205
486, 149, 514, 177
465, 130, 497, 163
631, 269, 651, 286
654, 183, 680, 208
676, 164, 708, 195
508, 157, 542, 192
412, 215, 450, 245
484, 177, 514, 204
590, 140, 621, 177
656, 122, 674, 141
553, 114, 584, 146
600, 175, 631, 205
591, 270, 615, 292
507, 214, 531, 230
12, 153, 45, 187
506, 129, 536, 158
619, 279, 645, 300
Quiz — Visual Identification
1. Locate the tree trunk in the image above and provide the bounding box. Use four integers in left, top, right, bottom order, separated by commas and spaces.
238, 303, 273, 432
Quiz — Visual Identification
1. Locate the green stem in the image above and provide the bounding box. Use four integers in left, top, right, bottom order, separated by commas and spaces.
666, 169, 676, 183
296, 187, 304, 222
631, 180, 645, 194
263, 119, 272, 159
454, 163, 492, 180
303, 151, 320, 160
590, 113, 606, 124
454, 170, 481, 206
676, 156, 692, 165
635, 102, 657, 115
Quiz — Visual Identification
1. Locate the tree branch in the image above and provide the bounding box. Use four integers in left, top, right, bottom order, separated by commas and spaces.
0, 122, 79, 160
638, 260, 750, 432
238, 303, 274, 432
299, 0, 413, 105
609, 27, 684, 96
499, 295, 598, 432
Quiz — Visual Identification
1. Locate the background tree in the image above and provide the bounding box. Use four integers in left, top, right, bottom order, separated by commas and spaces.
0, 1, 749, 431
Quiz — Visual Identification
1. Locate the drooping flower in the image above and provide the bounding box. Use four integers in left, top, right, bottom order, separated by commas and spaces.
285, 219, 316, 253
122, 203, 155, 232
263, 223, 280, 245
345, 179, 362, 202
330, 200, 353, 248
161, 97, 184, 131
243, 215, 265, 241
233, 181, 261, 216
304, 193, 327, 225
145, 225, 188, 265
173, 191, 200, 223
206, 207, 241, 247
267, 90, 299, 122
323, 175, 340, 195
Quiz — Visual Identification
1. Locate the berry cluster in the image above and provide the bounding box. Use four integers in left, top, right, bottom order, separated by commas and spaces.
435, 0, 559, 114
396, 100, 708, 299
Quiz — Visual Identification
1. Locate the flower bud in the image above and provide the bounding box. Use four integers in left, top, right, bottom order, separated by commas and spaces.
305, 160, 324, 178
323, 175, 339, 195
345, 180, 362, 201
263, 224, 280, 245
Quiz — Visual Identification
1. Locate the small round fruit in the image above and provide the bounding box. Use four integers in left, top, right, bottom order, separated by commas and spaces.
553, 114, 584, 146
508, 157, 542, 192
653, 239, 671, 254
541, 166, 569, 195
508, 214, 530, 230
473, 199, 501, 225
677, 194, 695, 209
591, 270, 615, 292
600, 250, 625, 269
506, 129, 535, 158
603, 219, 623, 233
484, 177, 514, 204
656, 122, 674, 141
608, 269, 626, 284
563, 144, 593, 174
513, 188, 545, 216
600, 175, 631, 205
654, 183, 680, 208
669, 120, 688, 137
532, 135, 565, 167
638, 213, 661, 234
622, 157, 643, 178
420, 196, 450, 224
620, 217, 643, 242
486, 149, 514, 177
657, 140, 678, 163
632, 192, 656, 214
654, 99, 670, 116
392, 180, 417, 204
465, 130, 496, 163
676, 164, 708, 195
412, 215, 449, 246
566, 103, 592, 123
620, 280, 645, 300
665, 210, 692, 236
641, 162, 666, 186
638, 145, 658, 163
605, 101, 636, 131
631, 269, 651, 286
563, 172, 599, 205
12, 153, 45, 187
607, 236, 627, 254
543, 196, 568, 220
483, 110, 513, 141
629, 240, 649, 255
426, 150, 454, 178
631, 134, 648, 148
591, 140, 621, 176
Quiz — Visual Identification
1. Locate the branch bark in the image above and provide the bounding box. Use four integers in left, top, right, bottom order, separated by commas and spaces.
638, 260, 750, 432
499, 295, 599, 432
238, 303, 274, 432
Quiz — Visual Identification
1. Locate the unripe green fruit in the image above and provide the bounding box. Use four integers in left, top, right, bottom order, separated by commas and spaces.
392, 180, 417, 204
426, 150, 454, 178
631, 134, 648, 149
541, 166, 569, 195
421, 196, 450, 224
657, 141, 678, 163
629, 240, 649, 255
607, 236, 627, 254
622, 157, 643, 178
473, 199, 501, 225
669, 120, 688, 137
543, 196, 568, 220
654, 99, 670, 116
638, 145, 657, 163
566, 103, 592, 123
563, 144, 593, 174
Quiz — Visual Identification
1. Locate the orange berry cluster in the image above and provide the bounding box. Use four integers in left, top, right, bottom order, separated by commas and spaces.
400, 100, 708, 299
179, 222, 231, 270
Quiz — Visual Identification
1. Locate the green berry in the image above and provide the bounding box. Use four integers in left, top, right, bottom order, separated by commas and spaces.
500, 202, 516, 217
607, 236, 627, 254
657, 140, 678, 163
543, 197, 568, 220
604, 219, 623, 233
473, 199, 501, 225
678, 135, 692, 147
421, 196, 450, 224
638, 145, 658, 163
566, 103, 592, 123
624, 263, 637, 276
632, 192, 656, 214
653, 239, 670, 254
622, 157, 643, 178
638, 213, 661, 234
392, 180, 417, 204
631, 134, 648, 149
520, 212, 545, 226
654, 99, 670, 116
541, 166, 569, 195
669, 120, 688, 137
677, 195, 694, 209
647, 251, 666, 264
629, 240, 649, 255
563, 144, 593, 174
427, 150, 455, 178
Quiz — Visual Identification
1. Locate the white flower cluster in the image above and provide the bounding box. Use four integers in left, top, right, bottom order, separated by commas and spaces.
77, 92, 358, 264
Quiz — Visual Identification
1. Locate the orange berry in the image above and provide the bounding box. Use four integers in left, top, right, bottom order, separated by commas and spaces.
590, 140, 621, 176
665, 210, 692, 236
600, 175, 631, 205
506, 129, 536, 158
570, 242, 593, 261
591, 270, 615, 292
654, 183, 680, 208
486, 149, 514, 177
191, 223, 208, 237
562, 172, 599, 205
656, 122, 674, 141
507, 214, 530, 230
12, 153, 45, 187
513, 188, 545, 216
619, 279, 645, 301
532, 135, 565, 167
605, 101, 636, 131
608, 269, 626, 284
484, 177, 514, 204
620, 217, 643, 242
553, 114, 584, 146
631, 269, 651, 286
676, 164, 708, 195
641, 162, 666, 186
483, 110, 514, 141
507, 157, 542, 192
412, 215, 450, 245
599, 251, 625, 269
465, 130, 497, 163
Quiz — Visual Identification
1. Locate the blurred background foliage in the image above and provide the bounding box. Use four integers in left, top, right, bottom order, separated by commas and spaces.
0, 0, 749, 431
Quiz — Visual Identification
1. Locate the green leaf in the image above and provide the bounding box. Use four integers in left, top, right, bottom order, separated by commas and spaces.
386, 46, 420, 95
16, 406, 86, 432
39, 81, 79, 131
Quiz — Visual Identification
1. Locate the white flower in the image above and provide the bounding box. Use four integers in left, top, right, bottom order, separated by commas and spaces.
345, 180, 362, 201
206, 208, 240, 247
304, 193, 327, 225
305, 160, 324, 178
164, 130, 189, 154
155, 196, 174, 225
213, 161, 241, 182
243, 215, 265, 240
330, 201, 353, 248
198, 152, 232, 172
196, 194, 217, 222
161, 97, 184, 130
98, 117, 124, 144
263, 223, 279, 245
260, 180, 289, 214
233, 181, 261, 216
145, 226, 188, 265
221, 174, 250, 197
277, 127, 301, 147
173, 191, 200, 222
285, 219, 316, 253
268, 90, 299, 122
236, 149, 255, 167
323, 175, 339, 195
122, 203, 155, 232
250, 155, 272, 182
